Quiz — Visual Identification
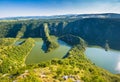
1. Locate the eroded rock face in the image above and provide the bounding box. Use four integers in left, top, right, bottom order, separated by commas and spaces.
63, 18, 120, 50
0, 18, 120, 50
59, 34, 85, 47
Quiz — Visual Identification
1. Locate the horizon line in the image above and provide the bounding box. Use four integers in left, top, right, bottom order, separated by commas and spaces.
0, 13, 120, 19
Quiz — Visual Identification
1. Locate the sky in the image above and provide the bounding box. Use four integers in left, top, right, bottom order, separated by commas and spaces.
0, 0, 120, 18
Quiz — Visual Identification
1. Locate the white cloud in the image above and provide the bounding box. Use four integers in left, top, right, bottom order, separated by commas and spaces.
0, 1, 120, 18
68, 2, 120, 14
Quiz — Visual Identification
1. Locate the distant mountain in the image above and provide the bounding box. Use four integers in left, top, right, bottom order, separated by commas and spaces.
0, 13, 120, 20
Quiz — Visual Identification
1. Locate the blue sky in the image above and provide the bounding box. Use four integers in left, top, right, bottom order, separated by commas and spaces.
0, 0, 120, 18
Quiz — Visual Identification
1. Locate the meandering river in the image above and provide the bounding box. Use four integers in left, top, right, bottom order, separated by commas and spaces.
15, 39, 120, 74
25, 39, 71, 64
85, 47, 120, 74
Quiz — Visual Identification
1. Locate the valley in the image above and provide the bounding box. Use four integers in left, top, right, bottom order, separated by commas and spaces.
0, 14, 120, 82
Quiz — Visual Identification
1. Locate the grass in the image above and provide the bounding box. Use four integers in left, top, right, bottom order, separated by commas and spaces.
0, 38, 120, 82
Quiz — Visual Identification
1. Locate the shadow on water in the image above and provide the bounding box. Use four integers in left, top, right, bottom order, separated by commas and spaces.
14, 40, 25, 46
41, 41, 47, 53
62, 52, 70, 58
19, 40, 25, 45
25, 39, 72, 64
57, 40, 72, 59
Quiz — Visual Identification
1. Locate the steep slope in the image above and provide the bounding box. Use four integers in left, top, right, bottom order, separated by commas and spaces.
0, 18, 120, 81
0, 43, 120, 82
63, 18, 120, 50
0, 18, 120, 50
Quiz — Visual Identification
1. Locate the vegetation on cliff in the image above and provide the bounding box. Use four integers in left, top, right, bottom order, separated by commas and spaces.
42, 23, 59, 52
0, 18, 120, 82
0, 38, 34, 73
0, 42, 120, 82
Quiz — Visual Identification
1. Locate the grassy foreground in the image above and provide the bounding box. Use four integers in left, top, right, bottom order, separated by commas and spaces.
0, 38, 120, 82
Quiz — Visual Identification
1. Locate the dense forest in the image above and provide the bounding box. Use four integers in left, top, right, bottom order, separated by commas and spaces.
0, 17, 120, 82
0, 18, 120, 50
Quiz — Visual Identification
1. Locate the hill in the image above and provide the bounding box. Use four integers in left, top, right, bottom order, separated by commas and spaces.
0, 14, 120, 81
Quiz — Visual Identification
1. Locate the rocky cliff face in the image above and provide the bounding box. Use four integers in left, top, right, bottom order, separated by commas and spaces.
0, 18, 120, 50
63, 18, 120, 50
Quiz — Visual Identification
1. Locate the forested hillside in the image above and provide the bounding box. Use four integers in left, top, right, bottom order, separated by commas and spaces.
0, 17, 120, 81
0, 18, 120, 50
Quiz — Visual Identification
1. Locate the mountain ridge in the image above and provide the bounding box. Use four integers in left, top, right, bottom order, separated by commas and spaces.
0, 13, 120, 20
